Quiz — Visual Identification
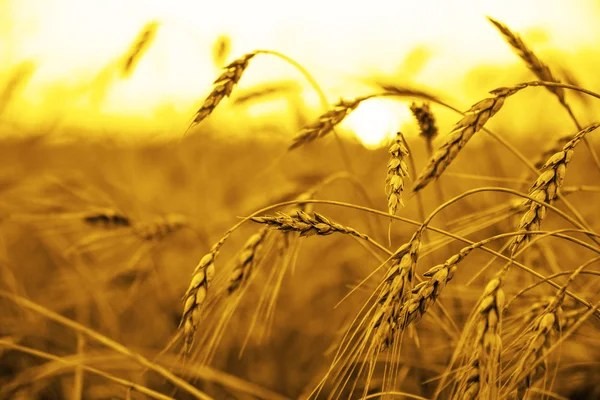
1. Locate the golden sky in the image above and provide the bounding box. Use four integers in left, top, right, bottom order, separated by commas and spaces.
1, 0, 598, 145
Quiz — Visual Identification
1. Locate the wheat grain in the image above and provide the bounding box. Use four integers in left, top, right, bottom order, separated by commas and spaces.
523, 296, 578, 326
188, 52, 257, 129
510, 123, 600, 254
533, 134, 572, 169
385, 132, 410, 216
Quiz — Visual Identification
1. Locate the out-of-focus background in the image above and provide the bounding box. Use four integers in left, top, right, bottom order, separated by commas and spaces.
1, 0, 599, 145
2, 1, 600, 399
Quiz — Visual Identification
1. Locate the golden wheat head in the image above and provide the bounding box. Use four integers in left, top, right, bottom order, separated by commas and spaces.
412, 85, 523, 193
487, 17, 566, 104
288, 97, 365, 150
189, 52, 257, 129
385, 132, 410, 216
511, 123, 600, 254
410, 102, 438, 143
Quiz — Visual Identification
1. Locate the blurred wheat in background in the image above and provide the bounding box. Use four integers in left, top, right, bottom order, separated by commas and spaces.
1, 1, 600, 399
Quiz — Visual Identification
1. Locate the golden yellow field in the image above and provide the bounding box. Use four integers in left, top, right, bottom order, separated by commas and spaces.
2, 5, 600, 400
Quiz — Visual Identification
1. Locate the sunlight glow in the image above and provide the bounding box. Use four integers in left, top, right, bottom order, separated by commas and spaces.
341, 99, 410, 149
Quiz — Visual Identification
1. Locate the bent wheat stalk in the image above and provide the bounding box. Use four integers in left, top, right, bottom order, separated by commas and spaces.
487, 17, 565, 105
411, 81, 600, 194
488, 16, 600, 174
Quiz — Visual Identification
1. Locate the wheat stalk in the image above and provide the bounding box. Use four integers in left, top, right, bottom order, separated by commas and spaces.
510, 123, 600, 254
385, 132, 410, 216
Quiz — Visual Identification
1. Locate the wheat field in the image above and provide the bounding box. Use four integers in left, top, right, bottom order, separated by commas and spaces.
1, 11, 600, 400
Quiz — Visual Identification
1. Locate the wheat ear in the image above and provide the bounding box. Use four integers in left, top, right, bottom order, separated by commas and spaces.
510, 123, 600, 254
83, 209, 131, 228
410, 102, 438, 146
385, 132, 410, 216
411, 85, 523, 193
227, 227, 269, 294
506, 254, 595, 397
251, 210, 369, 240
371, 230, 422, 352
487, 17, 566, 105
288, 96, 366, 150
453, 274, 506, 400
181, 235, 229, 352
399, 245, 472, 328
132, 214, 188, 241
488, 16, 600, 173
188, 52, 256, 129
119, 21, 159, 78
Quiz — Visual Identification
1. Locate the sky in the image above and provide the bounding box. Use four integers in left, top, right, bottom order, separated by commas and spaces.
0, 0, 598, 145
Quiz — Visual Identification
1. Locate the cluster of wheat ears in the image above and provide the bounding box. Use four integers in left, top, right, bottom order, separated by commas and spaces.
177, 16, 600, 399
2, 15, 600, 400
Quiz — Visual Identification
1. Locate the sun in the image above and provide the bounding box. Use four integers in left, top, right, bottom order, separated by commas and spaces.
341, 98, 412, 149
